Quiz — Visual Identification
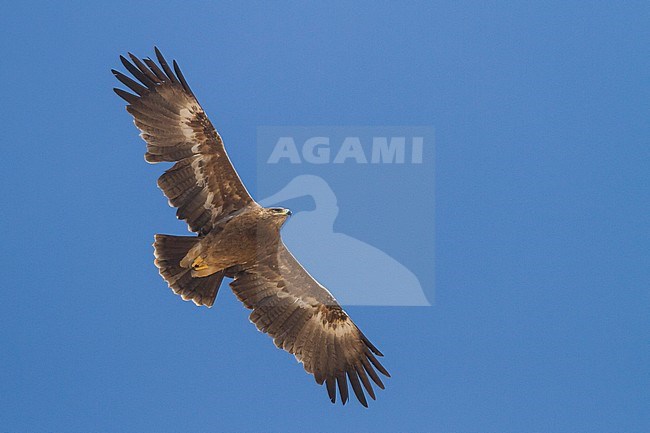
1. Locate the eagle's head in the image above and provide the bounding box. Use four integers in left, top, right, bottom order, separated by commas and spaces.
265, 207, 292, 226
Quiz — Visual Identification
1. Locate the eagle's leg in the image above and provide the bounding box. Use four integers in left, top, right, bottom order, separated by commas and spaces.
191, 256, 209, 271
190, 256, 220, 278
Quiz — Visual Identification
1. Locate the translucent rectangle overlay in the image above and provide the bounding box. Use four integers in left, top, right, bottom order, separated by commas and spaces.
256, 126, 434, 306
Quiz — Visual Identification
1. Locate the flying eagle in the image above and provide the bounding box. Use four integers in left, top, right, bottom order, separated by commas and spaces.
112, 48, 389, 406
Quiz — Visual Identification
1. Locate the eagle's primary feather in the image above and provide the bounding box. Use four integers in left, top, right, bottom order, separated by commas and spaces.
113, 48, 389, 406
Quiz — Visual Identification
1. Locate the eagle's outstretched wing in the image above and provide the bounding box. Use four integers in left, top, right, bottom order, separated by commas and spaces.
113, 48, 254, 235
226, 243, 390, 406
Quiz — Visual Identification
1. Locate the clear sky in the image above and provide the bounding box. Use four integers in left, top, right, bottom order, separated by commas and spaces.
1, 1, 648, 432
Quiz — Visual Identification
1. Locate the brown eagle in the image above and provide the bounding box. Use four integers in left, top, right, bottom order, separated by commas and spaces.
113, 48, 389, 406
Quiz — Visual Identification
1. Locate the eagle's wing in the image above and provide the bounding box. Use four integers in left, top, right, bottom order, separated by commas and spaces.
226, 243, 390, 406
113, 48, 254, 235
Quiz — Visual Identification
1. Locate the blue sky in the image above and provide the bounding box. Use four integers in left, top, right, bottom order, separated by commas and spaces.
1, 1, 649, 432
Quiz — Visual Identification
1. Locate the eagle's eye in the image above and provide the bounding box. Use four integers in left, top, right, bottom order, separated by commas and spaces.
270, 207, 291, 216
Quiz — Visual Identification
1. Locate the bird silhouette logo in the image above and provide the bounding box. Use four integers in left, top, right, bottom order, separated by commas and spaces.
260, 174, 431, 306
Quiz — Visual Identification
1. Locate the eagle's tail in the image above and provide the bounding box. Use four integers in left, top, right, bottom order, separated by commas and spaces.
153, 234, 224, 307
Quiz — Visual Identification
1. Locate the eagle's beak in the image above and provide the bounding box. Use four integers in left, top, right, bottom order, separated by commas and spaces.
284, 209, 292, 216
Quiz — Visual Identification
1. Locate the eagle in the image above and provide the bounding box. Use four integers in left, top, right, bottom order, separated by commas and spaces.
113, 48, 389, 406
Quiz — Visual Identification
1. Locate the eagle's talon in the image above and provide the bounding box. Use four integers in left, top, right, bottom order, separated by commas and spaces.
191, 257, 208, 271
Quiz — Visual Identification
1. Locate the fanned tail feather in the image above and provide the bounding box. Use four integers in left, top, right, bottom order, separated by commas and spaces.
153, 234, 223, 307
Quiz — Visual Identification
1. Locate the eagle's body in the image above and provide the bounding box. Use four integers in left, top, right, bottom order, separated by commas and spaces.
113, 48, 389, 406
176, 204, 289, 278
